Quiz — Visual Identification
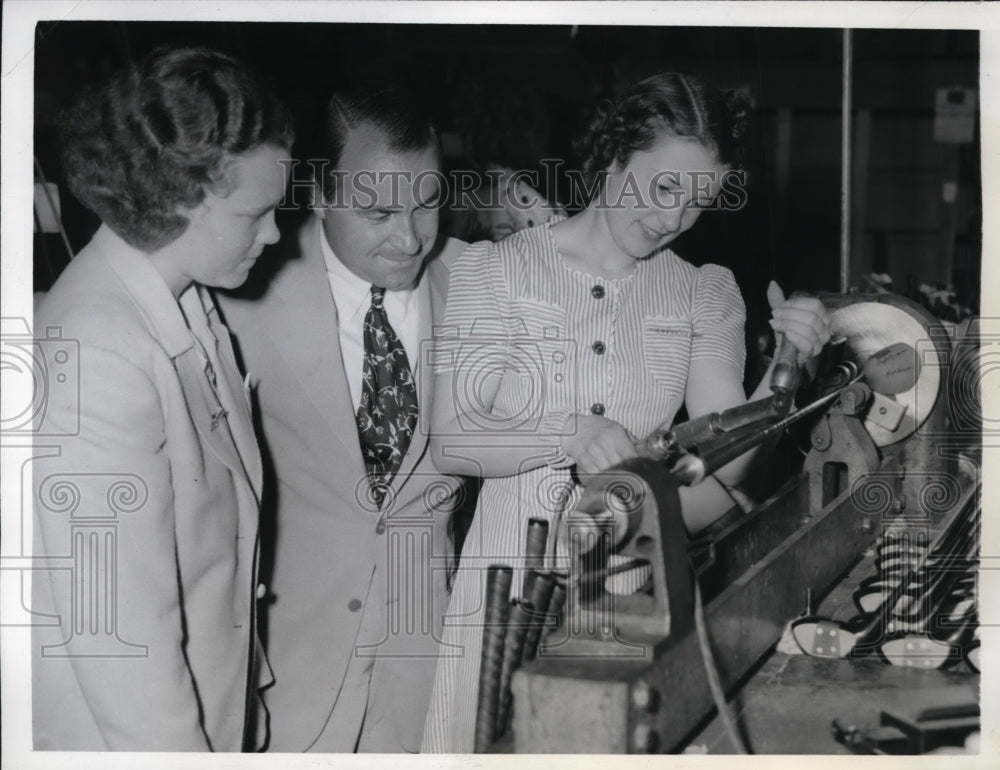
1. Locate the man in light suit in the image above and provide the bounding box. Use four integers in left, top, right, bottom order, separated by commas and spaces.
216, 85, 467, 752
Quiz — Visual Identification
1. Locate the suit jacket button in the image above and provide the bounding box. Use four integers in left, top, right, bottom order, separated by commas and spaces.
348, 598, 362, 612
256, 583, 267, 600
376, 519, 386, 535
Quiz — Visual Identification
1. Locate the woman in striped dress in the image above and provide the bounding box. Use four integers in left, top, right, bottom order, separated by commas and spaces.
422, 72, 831, 752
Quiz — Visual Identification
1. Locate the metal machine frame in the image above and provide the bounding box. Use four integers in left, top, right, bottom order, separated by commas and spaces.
509, 293, 974, 754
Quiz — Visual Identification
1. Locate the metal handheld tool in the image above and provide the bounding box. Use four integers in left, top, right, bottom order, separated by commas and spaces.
641, 304, 832, 463
770, 326, 802, 413
640, 334, 918, 490
668, 381, 860, 487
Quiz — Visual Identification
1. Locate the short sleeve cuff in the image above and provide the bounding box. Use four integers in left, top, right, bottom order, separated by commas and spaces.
691, 265, 747, 373
540, 409, 575, 469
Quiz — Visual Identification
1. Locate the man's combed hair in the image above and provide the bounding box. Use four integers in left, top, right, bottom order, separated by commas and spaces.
318, 83, 439, 200
61, 46, 294, 252
575, 72, 753, 202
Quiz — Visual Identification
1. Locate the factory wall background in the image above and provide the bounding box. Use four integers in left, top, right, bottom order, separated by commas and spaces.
32, 22, 981, 352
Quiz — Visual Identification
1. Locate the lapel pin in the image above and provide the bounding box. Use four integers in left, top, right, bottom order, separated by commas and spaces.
211, 407, 228, 431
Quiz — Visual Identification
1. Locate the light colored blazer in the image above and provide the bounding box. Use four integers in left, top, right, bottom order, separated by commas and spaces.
215, 216, 466, 752
31, 225, 268, 751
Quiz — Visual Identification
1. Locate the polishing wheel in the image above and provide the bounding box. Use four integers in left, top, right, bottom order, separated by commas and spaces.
828, 301, 943, 447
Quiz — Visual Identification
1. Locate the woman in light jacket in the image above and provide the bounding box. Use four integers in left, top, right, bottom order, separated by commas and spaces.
32, 46, 292, 751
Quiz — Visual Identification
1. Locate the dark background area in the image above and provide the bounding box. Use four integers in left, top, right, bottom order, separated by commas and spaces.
33, 22, 981, 354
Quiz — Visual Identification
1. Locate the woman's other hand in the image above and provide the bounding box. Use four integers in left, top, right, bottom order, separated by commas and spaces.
560, 414, 639, 476
766, 281, 832, 364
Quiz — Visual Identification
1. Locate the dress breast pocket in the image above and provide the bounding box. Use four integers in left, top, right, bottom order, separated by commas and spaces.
642, 317, 693, 395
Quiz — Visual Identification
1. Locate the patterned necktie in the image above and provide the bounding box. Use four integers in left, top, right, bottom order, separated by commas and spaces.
356, 285, 419, 508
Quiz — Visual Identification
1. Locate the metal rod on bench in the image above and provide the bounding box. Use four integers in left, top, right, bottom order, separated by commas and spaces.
474, 565, 513, 753
521, 570, 557, 663
496, 599, 535, 738
524, 518, 549, 595
546, 575, 568, 630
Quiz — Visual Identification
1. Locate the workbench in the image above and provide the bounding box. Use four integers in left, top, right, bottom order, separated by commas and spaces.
685, 548, 979, 754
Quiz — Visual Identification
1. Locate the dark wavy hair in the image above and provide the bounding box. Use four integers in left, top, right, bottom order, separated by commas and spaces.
576, 72, 752, 202
60, 46, 294, 252
317, 83, 439, 201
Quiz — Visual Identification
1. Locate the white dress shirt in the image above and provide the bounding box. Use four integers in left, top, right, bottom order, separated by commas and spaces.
319, 226, 421, 411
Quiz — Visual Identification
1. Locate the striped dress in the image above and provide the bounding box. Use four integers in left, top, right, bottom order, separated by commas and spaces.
421, 221, 746, 752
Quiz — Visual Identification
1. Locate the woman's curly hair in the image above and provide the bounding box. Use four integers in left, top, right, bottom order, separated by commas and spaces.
60, 46, 294, 252
576, 72, 752, 203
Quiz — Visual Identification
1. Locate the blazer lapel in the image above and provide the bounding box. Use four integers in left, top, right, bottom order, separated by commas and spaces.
180, 287, 263, 500
263, 218, 369, 493
94, 228, 257, 497
210, 303, 264, 499
173, 345, 249, 482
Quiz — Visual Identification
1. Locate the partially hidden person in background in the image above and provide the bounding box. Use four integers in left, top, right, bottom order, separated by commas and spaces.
32, 46, 293, 750
216, 84, 468, 752
422, 71, 831, 752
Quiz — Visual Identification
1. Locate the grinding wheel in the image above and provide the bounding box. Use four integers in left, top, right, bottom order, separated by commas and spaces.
828, 301, 943, 447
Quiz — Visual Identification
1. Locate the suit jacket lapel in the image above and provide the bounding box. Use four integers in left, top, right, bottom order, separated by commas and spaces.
208, 299, 264, 498
95, 229, 257, 498
265, 218, 370, 495
173, 342, 250, 484
256, 222, 464, 511
179, 289, 264, 501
